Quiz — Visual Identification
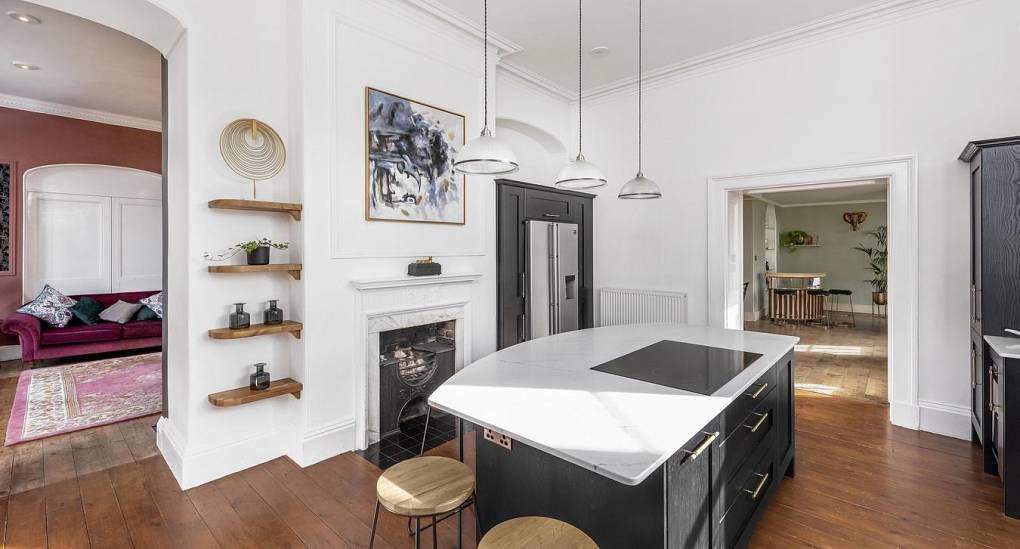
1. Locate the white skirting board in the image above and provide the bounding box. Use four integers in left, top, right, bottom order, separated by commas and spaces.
890, 399, 970, 441
0, 345, 21, 362
293, 419, 356, 467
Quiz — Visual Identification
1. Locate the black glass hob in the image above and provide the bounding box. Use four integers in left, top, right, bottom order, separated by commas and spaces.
591, 340, 763, 395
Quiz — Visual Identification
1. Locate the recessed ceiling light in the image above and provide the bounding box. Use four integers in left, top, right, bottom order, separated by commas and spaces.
589, 46, 610, 57
7, 12, 41, 24
12, 62, 40, 71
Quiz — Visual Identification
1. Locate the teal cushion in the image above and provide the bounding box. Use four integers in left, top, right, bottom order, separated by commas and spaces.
70, 296, 104, 325
134, 305, 160, 321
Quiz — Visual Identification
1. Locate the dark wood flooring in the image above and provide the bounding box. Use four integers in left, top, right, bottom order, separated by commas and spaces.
1, 357, 1018, 547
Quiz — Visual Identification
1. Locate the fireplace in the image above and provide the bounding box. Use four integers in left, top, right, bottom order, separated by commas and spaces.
378, 321, 455, 438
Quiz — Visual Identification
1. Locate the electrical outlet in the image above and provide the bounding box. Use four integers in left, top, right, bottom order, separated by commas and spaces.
483, 428, 512, 450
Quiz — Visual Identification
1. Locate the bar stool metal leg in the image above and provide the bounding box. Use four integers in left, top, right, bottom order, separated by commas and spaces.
368, 501, 380, 549
419, 405, 432, 456
415, 517, 422, 549
432, 515, 437, 549
849, 299, 856, 327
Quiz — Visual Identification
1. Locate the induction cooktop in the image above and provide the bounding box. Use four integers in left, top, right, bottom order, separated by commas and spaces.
591, 340, 763, 395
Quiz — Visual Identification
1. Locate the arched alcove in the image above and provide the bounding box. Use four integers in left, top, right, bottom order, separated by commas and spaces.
495, 117, 569, 185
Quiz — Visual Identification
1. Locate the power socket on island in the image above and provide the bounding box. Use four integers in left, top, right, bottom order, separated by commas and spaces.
483, 428, 512, 450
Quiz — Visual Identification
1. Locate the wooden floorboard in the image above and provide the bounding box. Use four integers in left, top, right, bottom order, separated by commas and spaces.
5, 354, 1020, 547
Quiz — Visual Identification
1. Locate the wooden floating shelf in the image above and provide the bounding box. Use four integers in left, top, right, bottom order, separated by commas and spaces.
208, 378, 302, 407
208, 320, 302, 340
208, 263, 302, 280
208, 199, 303, 221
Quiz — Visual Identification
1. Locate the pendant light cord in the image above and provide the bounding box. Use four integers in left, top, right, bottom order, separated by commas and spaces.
637, 0, 643, 173
483, 0, 489, 132
578, 0, 582, 156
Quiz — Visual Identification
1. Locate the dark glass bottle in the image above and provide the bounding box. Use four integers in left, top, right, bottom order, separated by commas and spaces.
250, 363, 270, 390
264, 299, 283, 325
229, 302, 250, 329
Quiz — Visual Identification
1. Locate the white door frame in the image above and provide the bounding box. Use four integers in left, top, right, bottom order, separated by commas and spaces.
706, 155, 919, 431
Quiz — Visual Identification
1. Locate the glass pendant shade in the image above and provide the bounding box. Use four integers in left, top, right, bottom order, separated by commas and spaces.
556, 154, 607, 188
454, 127, 519, 175
618, 171, 662, 199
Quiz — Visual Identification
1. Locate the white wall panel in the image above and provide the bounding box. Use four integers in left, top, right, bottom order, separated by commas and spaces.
112, 197, 163, 291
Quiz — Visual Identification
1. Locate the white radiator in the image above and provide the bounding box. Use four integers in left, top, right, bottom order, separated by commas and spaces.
598, 288, 688, 327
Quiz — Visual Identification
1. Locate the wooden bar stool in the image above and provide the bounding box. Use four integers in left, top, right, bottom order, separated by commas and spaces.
370, 456, 477, 549
478, 516, 598, 549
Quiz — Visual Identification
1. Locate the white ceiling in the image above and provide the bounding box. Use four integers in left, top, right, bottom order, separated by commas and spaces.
748, 180, 888, 206
434, 0, 878, 94
0, 0, 161, 121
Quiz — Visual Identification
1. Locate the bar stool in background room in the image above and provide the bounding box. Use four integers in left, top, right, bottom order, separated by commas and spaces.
370, 456, 478, 549
772, 288, 797, 324
828, 289, 855, 327
807, 288, 831, 326
478, 516, 598, 549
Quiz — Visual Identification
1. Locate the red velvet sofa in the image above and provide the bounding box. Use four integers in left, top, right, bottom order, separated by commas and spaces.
0, 290, 162, 365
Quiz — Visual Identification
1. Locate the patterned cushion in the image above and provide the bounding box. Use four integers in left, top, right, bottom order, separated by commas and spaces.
99, 300, 144, 324
140, 292, 164, 319
17, 285, 77, 327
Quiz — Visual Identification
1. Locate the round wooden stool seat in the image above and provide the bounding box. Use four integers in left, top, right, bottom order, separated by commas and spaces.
478, 516, 598, 549
376, 456, 475, 517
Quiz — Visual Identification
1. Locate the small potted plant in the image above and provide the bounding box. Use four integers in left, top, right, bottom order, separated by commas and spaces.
238, 238, 289, 265
853, 225, 887, 305
779, 230, 812, 252
203, 238, 290, 265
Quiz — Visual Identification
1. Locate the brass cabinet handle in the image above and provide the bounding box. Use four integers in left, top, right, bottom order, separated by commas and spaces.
542, 213, 561, 218
745, 383, 769, 399
683, 431, 720, 461
745, 472, 770, 500
745, 411, 770, 433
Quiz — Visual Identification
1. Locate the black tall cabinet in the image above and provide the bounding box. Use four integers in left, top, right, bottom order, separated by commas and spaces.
960, 137, 1020, 505
496, 179, 596, 350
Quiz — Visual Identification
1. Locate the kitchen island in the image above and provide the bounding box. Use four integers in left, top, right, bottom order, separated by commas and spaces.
429, 323, 797, 548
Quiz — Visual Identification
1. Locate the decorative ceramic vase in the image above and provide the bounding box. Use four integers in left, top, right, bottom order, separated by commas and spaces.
229, 302, 250, 329
264, 299, 283, 325
250, 363, 270, 391
247, 246, 270, 265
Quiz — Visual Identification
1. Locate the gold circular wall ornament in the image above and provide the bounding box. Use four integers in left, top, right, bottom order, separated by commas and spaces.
219, 118, 286, 198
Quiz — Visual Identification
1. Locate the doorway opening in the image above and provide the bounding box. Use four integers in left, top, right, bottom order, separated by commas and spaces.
742, 181, 889, 404
707, 156, 919, 431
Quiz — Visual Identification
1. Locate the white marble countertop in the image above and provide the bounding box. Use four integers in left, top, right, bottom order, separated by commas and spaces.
429, 324, 798, 486
985, 335, 1020, 359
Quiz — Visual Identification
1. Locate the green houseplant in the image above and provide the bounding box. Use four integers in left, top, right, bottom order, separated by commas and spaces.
203, 238, 290, 265
779, 230, 813, 252
853, 225, 887, 305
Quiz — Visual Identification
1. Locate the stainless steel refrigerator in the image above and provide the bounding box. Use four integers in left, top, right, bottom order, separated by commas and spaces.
526, 220, 580, 340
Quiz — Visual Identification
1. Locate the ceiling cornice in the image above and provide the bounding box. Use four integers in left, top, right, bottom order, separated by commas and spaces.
0, 93, 161, 132
773, 198, 888, 208
581, 0, 974, 102
403, 0, 524, 56
497, 62, 575, 101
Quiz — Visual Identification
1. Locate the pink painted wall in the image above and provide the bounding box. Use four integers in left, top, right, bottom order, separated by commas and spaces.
0, 107, 161, 346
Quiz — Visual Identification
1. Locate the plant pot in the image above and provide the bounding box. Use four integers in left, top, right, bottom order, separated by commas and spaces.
246, 246, 270, 265
872, 291, 888, 305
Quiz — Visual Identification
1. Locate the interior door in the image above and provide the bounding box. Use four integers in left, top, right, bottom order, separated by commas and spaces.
24, 191, 112, 299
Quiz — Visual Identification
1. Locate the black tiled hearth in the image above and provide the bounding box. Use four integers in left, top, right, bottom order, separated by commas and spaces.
355, 411, 458, 469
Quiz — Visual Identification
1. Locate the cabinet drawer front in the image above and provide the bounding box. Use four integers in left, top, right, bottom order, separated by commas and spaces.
720, 366, 777, 440
524, 189, 576, 222
716, 388, 777, 487
715, 441, 775, 549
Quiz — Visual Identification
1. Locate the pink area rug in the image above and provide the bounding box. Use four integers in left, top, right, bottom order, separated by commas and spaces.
5, 353, 162, 446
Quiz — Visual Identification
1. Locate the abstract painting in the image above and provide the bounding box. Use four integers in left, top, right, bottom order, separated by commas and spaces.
365, 87, 465, 224
0, 162, 10, 274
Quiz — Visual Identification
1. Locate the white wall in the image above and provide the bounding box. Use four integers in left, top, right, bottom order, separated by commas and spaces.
742, 198, 766, 317
582, 0, 1019, 433
776, 201, 888, 309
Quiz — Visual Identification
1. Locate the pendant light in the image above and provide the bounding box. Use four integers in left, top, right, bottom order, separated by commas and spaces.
618, 0, 662, 199
555, 0, 607, 189
453, 0, 519, 176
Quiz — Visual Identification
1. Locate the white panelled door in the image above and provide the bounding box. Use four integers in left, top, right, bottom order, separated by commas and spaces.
112, 197, 162, 291
22, 164, 162, 301
24, 192, 113, 298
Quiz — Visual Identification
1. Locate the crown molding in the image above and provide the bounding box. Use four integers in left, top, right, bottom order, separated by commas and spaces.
582, 0, 975, 102
775, 198, 888, 208
497, 62, 575, 102
0, 92, 161, 132
403, 0, 523, 56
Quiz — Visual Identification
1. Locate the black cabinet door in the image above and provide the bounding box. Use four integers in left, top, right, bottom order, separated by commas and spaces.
497, 184, 527, 350
980, 145, 1020, 337
666, 422, 717, 549
972, 334, 984, 441
524, 187, 580, 223
971, 158, 982, 334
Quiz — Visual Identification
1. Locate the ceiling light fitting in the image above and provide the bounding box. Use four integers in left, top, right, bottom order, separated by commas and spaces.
618, 0, 662, 200
7, 11, 40, 24
12, 62, 40, 71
